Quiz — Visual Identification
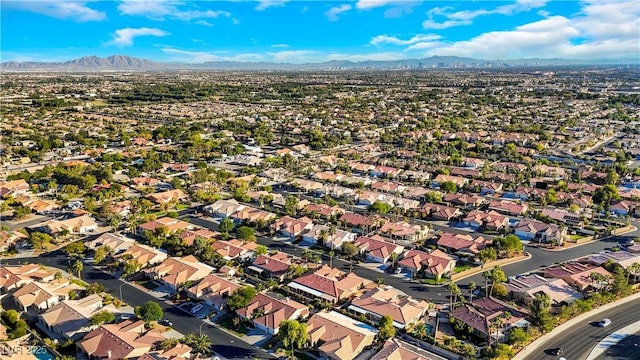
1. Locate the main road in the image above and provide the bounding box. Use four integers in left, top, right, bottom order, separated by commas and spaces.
524, 298, 640, 360
2, 251, 275, 360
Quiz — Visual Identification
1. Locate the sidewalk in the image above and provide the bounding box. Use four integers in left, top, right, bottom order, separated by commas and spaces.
513, 291, 640, 360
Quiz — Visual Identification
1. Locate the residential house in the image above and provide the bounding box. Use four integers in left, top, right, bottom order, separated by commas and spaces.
463, 157, 485, 169
178, 228, 218, 246
339, 213, 378, 233
419, 203, 463, 221
388, 197, 421, 212
131, 177, 161, 188
115, 244, 168, 269
610, 200, 639, 216
588, 251, 640, 270
231, 206, 277, 225
372, 339, 444, 360
462, 210, 509, 231
236, 292, 309, 335
14, 195, 59, 214
0, 230, 28, 253
138, 343, 193, 360
306, 310, 377, 360
0, 179, 30, 195
304, 203, 345, 219
505, 274, 582, 307
470, 180, 503, 195
542, 262, 614, 292
38, 294, 121, 341
379, 221, 428, 242
137, 217, 193, 237
357, 190, 386, 206
203, 199, 246, 218
353, 236, 404, 263
443, 193, 484, 210
437, 232, 490, 256
186, 274, 241, 310
371, 166, 402, 178
431, 174, 468, 189
144, 255, 215, 290
85, 232, 135, 254
250, 252, 293, 282
347, 287, 429, 329
212, 239, 257, 261
540, 208, 583, 227
38, 214, 97, 235
270, 216, 314, 239
77, 319, 166, 360
288, 265, 373, 303
313, 171, 345, 183
398, 249, 457, 279
12, 279, 83, 311
514, 219, 567, 244
146, 189, 187, 205
0, 264, 57, 292
488, 200, 528, 216
371, 181, 405, 194
450, 297, 529, 342
292, 178, 324, 193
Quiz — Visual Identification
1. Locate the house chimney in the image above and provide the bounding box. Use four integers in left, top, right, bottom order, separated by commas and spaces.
265, 259, 269, 264
107, 350, 112, 359
285, 297, 290, 303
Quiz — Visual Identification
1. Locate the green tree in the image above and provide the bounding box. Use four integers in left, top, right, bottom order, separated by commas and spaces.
64, 241, 86, 257
284, 195, 299, 216
369, 200, 391, 214
90, 310, 115, 326
440, 181, 458, 194
497, 235, 523, 256
488, 265, 507, 297
226, 286, 257, 311
378, 315, 396, 341
279, 319, 308, 357
468, 281, 477, 303
448, 282, 462, 308
12, 205, 31, 219
236, 226, 256, 242
219, 217, 234, 235
255, 245, 268, 256
342, 242, 359, 258
94, 245, 111, 264
611, 267, 631, 295
29, 231, 52, 250
477, 247, 497, 263
508, 327, 530, 346
135, 301, 163, 322
68, 260, 83, 280
531, 293, 554, 332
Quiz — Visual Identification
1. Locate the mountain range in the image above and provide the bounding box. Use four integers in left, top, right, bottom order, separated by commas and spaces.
1, 55, 637, 71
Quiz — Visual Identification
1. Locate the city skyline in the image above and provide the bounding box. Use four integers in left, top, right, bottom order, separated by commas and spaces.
2, 0, 639, 64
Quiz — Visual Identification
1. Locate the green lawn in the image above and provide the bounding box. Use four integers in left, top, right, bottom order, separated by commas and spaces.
136, 280, 158, 290
216, 314, 250, 336
176, 203, 190, 211
454, 264, 474, 273
569, 234, 585, 241
421, 278, 446, 285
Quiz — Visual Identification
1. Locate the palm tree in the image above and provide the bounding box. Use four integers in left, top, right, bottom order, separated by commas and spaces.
468, 281, 476, 304
448, 282, 461, 309
627, 262, 640, 284
183, 334, 212, 355
68, 260, 83, 280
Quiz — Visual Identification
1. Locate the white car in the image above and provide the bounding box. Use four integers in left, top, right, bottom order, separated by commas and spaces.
597, 318, 611, 327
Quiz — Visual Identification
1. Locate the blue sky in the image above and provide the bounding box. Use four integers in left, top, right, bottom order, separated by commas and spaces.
2, 0, 639, 63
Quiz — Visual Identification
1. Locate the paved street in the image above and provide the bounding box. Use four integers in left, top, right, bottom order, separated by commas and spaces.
524, 298, 640, 360
2, 251, 275, 360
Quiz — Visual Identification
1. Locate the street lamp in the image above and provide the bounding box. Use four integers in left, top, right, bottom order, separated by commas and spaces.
199, 321, 206, 336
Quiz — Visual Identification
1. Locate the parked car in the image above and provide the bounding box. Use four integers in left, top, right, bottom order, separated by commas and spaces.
159, 319, 172, 326
597, 318, 611, 327
552, 347, 564, 355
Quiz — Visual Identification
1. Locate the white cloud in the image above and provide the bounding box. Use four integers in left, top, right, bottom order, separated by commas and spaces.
424, 9, 639, 60
195, 20, 213, 27
325, 4, 352, 21
272, 44, 290, 48
423, 0, 548, 29
255, 0, 288, 11
5, 0, 105, 22
109, 27, 169, 47
162, 48, 264, 63
118, 0, 230, 21
355, 0, 416, 10
370, 34, 441, 46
